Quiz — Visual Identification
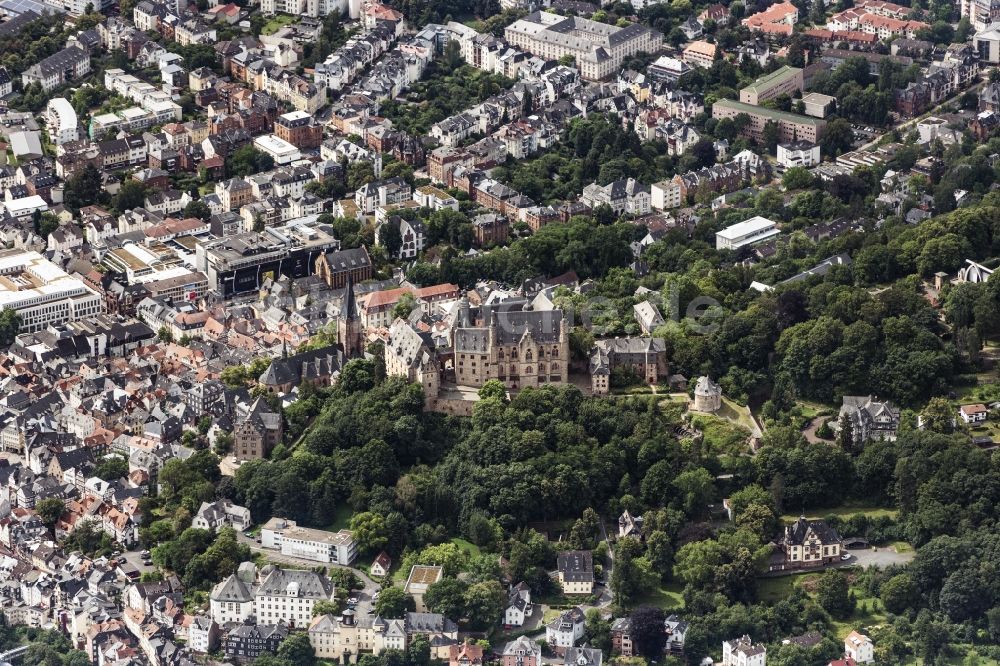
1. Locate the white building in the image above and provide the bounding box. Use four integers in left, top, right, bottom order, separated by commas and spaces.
3, 196, 48, 220
45, 98, 79, 145
844, 631, 874, 664
192, 500, 251, 532
545, 607, 586, 652
776, 142, 820, 169
505, 12, 662, 80
0, 250, 102, 333
253, 135, 303, 165
651, 180, 683, 210
715, 216, 780, 250
260, 517, 358, 565
255, 567, 337, 629
188, 616, 220, 653
722, 635, 766, 666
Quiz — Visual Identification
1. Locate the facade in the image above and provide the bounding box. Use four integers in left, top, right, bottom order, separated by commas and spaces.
580, 178, 651, 216
45, 98, 80, 145
21, 47, 91, 92
722, 636, 767, 666
255, 567, 337, 629
838, 395, 900, 445
844, 631, 874, 664
589, 337, 668, 396
505, 12, 661, 80
0, 250, 102, 333
556, 551, 594, 595
453, 300, 570, 390
682, 40, 717, 68
776, 142, 820, 169
545, 607, 586, 654
274, 111, 324, 149
192, 499, 252, 532
233, 396, 283, 460
716, 216, 780, 251
196, 222, 343, 297
260, 517, 358, 565
692, 375, 722, 412
739, 66, 803, 106
960, 403, 988, 424
776, 517, 842, 568
224, 620, 288, 662
712, 99, 826, 144
502, 637, 541, 666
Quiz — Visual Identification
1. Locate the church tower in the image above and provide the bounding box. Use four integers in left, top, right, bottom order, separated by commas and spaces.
339, 274, 363, 358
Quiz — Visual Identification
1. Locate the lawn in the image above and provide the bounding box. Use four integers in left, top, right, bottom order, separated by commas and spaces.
690, 411, 752, 455
780, 503, 898, 523
758, 572, 886, 640
632, 582, 684, 610
449, 537, 481, 557
324, 505, 354, 532
262, 14, 295, 34
795, 399, 834, 419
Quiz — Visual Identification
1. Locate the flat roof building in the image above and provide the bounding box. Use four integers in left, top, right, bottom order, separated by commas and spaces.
260, 517, 358, 565
195, 219, 342, 297
739, 66, 803, 105
712, 98, 826, 144
801, 92, 836, 118
717, 216, 781, 250
0, 249, 102, 332
253, 134, 303, 165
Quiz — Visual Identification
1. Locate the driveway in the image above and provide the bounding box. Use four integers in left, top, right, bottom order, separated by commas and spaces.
839, 547, 915, 569
235, 532, 380, 609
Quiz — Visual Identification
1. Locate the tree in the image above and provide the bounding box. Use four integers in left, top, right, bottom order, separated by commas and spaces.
391, 293, 418, 321
782, 167, 814, 190
478, 379, 508, 402
312, 599, 341, 616
816, 569, 854, 619
64, 163, 103, 211
585, 608, 611, 654
689, 138, 717, 169
114, 180, 148, 213
880, 573, 918, 614
350, 512, 389, 554
380, 219, 403, 258
920, 397, 955, 434
819, 118, 854, 157
463, 580, 504, 629
183, 200, 212, 222
837, 412, 855, 454
94, 455, 129, 481
424, 578, 469, 620
226, 145, 274, 177
0, 309, 21, 345
374, 585, 415, 617
277, 633, 316, 666
630, 606, 667, 659
36, 497, 64, 532
672, 468, 714, 516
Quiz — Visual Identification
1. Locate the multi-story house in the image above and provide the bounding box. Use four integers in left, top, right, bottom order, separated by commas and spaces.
21, 47, 91, 93
232, 397, 283, 460
838, 395, 900, 445
774, 517, 843, 570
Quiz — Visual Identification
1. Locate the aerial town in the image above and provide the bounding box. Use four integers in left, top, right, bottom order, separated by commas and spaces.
0, 0, 994, 663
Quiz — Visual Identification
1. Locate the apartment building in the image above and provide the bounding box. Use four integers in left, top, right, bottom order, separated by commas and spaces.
739, 66, 803, 105
712, 99, 826, 143
504, 12, 661, 80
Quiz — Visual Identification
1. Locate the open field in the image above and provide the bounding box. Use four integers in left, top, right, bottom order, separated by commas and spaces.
780, 503, 898, 522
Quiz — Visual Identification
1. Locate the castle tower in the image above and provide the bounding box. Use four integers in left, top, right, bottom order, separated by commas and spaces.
338, 274, 363, 358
